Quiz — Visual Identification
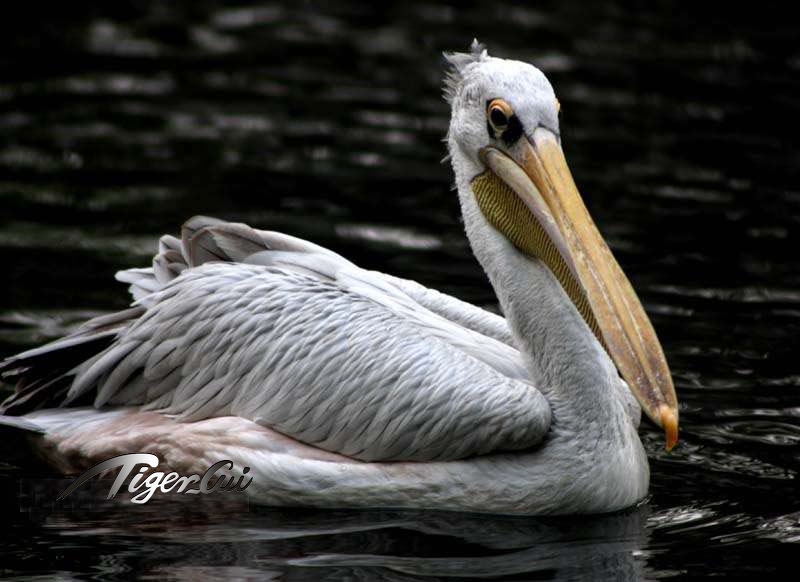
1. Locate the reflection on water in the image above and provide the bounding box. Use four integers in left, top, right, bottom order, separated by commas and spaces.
1, 0, 799, 579
8, 478, 653, 580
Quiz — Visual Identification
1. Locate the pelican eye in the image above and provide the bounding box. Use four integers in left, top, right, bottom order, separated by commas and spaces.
486, 98, 522, 145
487, 99, 512, 132
489, 105, 509, 129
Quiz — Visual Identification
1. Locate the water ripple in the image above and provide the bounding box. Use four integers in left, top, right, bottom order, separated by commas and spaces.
1, 1, 798, 578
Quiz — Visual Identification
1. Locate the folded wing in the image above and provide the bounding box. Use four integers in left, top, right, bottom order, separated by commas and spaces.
1, 217, 551, 461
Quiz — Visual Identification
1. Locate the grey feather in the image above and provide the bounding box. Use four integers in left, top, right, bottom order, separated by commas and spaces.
68, 341, 139, 404
41, 217, 552, 461
158, 234, 182, 256
443, 39, 488, 104
207, 223, 268, 261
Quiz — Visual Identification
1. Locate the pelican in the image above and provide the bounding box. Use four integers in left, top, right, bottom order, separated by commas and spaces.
0, 42, 678, 515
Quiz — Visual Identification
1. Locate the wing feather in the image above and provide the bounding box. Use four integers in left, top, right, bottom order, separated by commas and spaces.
3, 217, 553, 462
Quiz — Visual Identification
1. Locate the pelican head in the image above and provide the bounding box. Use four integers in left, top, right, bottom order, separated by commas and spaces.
445, 42, 679, 450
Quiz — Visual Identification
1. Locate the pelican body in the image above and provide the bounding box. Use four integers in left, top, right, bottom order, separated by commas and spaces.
0, 43, 678, 515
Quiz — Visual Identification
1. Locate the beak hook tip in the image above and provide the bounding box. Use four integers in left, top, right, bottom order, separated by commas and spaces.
660, 404, 679, 451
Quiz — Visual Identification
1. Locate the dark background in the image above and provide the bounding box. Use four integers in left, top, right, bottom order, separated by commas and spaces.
1, 1, 799, 579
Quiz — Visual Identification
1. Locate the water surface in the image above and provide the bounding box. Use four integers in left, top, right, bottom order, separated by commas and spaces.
1, 1, 799, 579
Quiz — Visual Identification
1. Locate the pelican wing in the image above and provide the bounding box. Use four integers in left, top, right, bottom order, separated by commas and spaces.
2, 218, 551, 462
374, 274, 514, 346
122, 220, 515, 346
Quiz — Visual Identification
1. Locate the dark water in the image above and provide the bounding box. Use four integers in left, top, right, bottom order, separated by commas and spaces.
2, 1, 799, 579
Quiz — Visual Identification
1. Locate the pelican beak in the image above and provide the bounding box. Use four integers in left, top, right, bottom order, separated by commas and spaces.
477, 127, 679, 450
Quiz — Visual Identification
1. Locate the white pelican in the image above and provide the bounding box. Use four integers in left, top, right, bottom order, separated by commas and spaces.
0, 42, 678, 515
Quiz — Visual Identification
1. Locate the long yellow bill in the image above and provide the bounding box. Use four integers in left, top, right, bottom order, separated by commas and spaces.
474, 127, 679, 450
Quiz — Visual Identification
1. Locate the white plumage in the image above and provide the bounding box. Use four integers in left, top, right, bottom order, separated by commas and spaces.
69, 219, 550, 462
